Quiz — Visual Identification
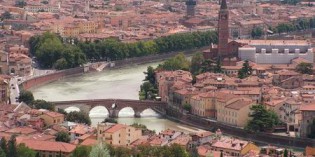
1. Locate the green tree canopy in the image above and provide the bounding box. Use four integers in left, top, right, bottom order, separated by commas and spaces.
0, 138, 7, 156
1, 11, 12, 20
0, 148, 5, 157
251, 27, 263, 39
72, 145, 91, 157
283, 148, 288, 157
31, 31, 217, 70
17, 144, 36, 157
238, 60, 252, 79
139, 81, 157, 100
245, 105, 280, 132
183, 103, 192, 113
157, 53, 190, 71
15, 0, 27, 8
66, 111, 91, 125
55, 131, 70, 143
30, 99, 55, 111
18, 90, 34, 105
190, 52, 205, 75
296, 62, 313, 74
7, 135, 17, 157
89, 142, 110, 157
308, 119, 315, 138
143, 66, 156, 85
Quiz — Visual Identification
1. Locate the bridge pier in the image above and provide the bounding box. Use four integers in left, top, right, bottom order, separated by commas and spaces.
134, 111, 141, 118
109, 109, 119, 118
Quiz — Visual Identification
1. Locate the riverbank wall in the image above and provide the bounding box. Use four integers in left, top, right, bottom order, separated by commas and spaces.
112, 47, 209, 68
21, 67, 85, 90
165, 108, 315, 149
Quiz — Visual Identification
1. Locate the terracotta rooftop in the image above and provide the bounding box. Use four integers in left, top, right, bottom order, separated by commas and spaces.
300, 104, 315, 111
80, 138, 97, 146
211, 138, 248, 151
21, 139, 76, 153
160, 129, 176, 136
43, 111, 64, 118
105, 124, 126, 133
5, 127, 37, 135
225, 99, 252, 110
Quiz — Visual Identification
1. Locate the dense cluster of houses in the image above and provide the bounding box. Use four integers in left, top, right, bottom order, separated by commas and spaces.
156, 56, 315, 139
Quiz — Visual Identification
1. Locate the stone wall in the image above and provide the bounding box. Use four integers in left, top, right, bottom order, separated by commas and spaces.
21, 67, 84, 90
112, 47, 209, 68
185, 114, 315, 148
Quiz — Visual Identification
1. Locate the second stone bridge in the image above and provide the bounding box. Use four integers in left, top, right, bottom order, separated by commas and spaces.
52, 99, 167, 118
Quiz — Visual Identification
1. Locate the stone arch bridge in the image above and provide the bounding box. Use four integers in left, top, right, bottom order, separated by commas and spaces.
52, 99, 167, 118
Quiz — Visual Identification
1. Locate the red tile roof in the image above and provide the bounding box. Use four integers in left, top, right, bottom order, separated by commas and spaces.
300, 104, 315, 111
80, 138, 97, 146
21, 139, 76, 153
44, 111, 64, 118
225, 99, 253, 110
105, 124, 126, 133
5, 127, 37, 135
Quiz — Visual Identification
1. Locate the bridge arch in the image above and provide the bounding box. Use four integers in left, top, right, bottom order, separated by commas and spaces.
140, 108, 160, 117
64, 106, 80, 113
89, 106, 109, 117
118, 107, 135, 117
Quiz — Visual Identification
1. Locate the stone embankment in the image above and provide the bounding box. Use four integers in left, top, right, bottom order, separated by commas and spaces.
165, 108, 315, 149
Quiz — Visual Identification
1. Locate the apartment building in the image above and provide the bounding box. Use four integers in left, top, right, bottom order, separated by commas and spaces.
97, 123, 142, 146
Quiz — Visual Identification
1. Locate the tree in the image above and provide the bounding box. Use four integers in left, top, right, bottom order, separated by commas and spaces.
308, 119, 315, 138
1, 11, 12, 20
183, 103, 192, 113
157, 53, 190, 71
238, 60, 252, 79
284, 148, 288, 157
30, 100, 55, 111
190, 52, 205, 75
55, 131, 70, 143
0, 148, 5, 157
251, 27, 263, 39
245, 105, 280, 132
169, 144, 189, 157
214, 58, 223, 73
54, 58, 68, 70
89, 142, 110, 157
66, 111, 91, 125
15, 0, 27, 8
72, 145, 91, 157
0, 138, 7, 155
17, 144, 36, 157
139, 81, 156, 100
220, 150, 223, 157
7, 135, 17, 157
143, 66, 156, 85
18, 90, 34, 104
296, 62, 313, 75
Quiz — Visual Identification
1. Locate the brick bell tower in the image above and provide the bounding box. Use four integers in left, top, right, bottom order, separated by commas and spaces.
217, 0, 229, 58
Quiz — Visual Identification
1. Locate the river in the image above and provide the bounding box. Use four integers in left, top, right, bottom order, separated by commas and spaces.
31, 61, 202, 133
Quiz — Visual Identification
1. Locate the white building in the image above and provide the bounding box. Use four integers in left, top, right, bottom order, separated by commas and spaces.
237, 40, 314, 64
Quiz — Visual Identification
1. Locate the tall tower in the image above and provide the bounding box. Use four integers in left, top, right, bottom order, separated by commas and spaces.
218, 0, 229, 58
186, 0, 196, 17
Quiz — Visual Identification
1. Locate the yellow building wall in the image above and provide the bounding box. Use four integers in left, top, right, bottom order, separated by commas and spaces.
40, 114, 64, 126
